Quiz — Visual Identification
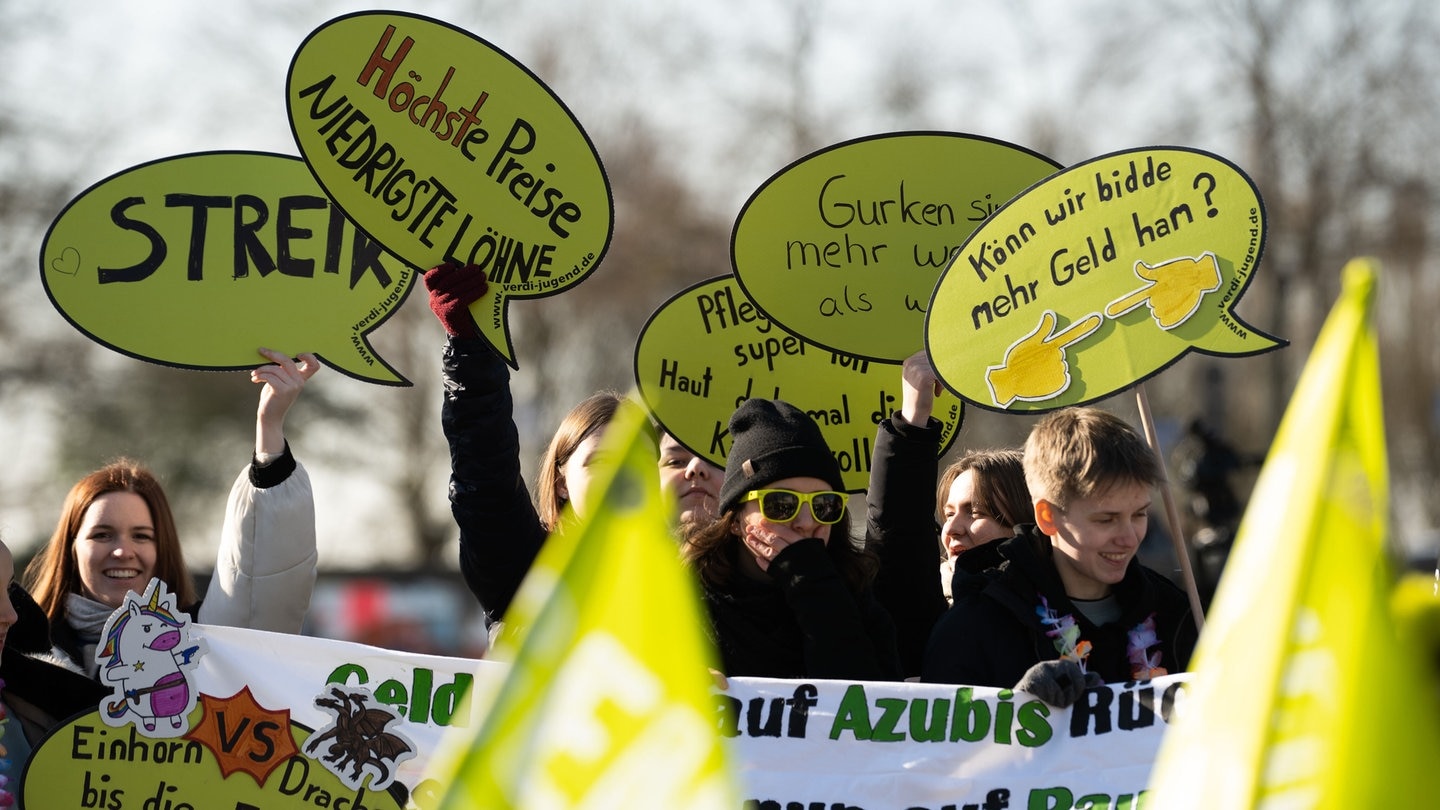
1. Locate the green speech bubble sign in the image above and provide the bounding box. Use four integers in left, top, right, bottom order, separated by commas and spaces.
731, 132, 1062, 363
635, 276, 963, 493
287, 11, 613, 368
40, 151, 416, 384
925, 146, 1285, 414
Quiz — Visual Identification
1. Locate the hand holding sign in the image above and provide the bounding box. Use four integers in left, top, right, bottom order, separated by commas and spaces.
254, 347, 322, 449
287, 12, 613, 368
423, 261, 489, 338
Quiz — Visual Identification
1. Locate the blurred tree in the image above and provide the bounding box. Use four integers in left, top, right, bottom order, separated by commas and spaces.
1199, 0, 1440, 548
323, 296, 455, 571
489, 9, 737, 457
505, 117, 733, 455
988, 0, 1440, 555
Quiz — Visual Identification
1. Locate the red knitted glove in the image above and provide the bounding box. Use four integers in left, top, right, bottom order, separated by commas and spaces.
424, 261, 489, 338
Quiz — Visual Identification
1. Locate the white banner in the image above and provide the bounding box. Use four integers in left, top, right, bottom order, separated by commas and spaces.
722, 676, 1186, 810
25, 623, 1188, 809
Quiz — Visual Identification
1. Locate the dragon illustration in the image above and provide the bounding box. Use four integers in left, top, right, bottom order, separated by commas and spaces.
305, 686, 415, 791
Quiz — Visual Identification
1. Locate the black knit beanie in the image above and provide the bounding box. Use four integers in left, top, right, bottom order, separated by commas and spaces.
717, 399, 845, 515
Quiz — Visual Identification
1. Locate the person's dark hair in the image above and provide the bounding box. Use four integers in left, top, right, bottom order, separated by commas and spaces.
937, 449, 1032, 528
684, 508, 876, 595
26, 459, 196, 621
536, 391, 625, 531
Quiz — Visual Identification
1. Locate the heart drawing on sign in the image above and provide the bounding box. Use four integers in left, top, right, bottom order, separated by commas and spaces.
50, 246, 81, 275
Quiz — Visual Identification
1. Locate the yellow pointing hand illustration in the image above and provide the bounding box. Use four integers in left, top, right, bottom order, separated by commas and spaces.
1105, 253, 1222, 330
986, 310, 1103, 407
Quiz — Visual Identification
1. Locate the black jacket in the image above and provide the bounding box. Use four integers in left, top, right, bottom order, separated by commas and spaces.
702, 538, 902, 681
922, 526, 1196, 687
864, 413, 950, 678
949, 538, 1006, 601
441, 336, 548, 624
0, 584, 108, 750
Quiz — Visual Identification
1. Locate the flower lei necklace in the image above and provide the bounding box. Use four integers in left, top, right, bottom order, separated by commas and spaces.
1036, 596, 1168, 681
0, 679, 14, 806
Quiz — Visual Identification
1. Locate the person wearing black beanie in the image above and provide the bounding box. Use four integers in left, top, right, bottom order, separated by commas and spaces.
714, 400, 846, 516
684, 399, 902, 681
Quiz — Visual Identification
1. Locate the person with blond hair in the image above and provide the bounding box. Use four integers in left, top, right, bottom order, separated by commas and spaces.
922, 407, 1196, 707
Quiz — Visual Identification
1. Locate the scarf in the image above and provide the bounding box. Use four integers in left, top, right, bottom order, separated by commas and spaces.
64, 592, 115, 677
1036, 595, 1168, 681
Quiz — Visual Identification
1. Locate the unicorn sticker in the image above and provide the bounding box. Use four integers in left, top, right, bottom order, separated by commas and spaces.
97, 578, 204, 737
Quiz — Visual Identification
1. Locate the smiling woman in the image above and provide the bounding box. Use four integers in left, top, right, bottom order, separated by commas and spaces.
29, 463, 193, 628
22, 348, 321, 679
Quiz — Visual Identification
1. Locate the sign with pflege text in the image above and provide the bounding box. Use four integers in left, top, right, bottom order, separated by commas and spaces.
635, 276, 962, 492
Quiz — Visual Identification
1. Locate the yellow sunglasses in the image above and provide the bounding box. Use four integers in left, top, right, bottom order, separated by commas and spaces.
739, 488, 847, 524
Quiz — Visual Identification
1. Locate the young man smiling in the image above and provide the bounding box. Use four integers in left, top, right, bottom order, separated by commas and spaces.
921, 407, 1196, 706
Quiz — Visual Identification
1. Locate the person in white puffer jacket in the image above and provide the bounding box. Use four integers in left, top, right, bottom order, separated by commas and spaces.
23, 347, 320, 677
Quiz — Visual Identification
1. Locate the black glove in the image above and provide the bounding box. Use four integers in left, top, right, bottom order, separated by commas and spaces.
423, 261, 489, 338
1014, 659, 1103, 708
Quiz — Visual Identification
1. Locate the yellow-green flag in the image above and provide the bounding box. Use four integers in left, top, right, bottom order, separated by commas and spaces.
426, 397, 737, 808
1148, 258, 1440, 806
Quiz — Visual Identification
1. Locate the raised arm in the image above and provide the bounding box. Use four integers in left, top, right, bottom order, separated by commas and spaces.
867, 350, 951, 678
428, 263, 547, 625
253, 348, 317, 458
202, 349, 320, 633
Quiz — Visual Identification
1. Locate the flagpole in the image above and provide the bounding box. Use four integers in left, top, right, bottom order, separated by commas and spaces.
1135, 384, 1206, 629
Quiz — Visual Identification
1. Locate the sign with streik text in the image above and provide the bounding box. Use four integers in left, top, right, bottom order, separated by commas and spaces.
732, 132, 1061, 362
287, 11, 613, 368
926, 146, 1284, 412
40, 151, 416, 385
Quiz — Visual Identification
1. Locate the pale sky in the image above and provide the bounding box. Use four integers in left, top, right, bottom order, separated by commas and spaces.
10, 0, 1207, 213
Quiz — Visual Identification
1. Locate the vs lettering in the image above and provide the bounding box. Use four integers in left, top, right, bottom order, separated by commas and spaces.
214, 710, 283, 761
